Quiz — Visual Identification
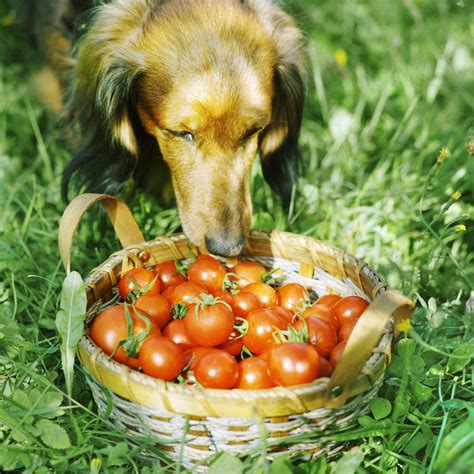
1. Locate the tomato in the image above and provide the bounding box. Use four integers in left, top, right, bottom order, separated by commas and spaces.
319, 357, 333, 377
277, 283, 309, 313
268, 306, 294, 327
231, 292, 261, 318
90, 305, 161, 368
153, 260, 186, 289
161, 285, 176, 305
229, 261, 266, 287
338, 317, 359, 342
330, 341, 347, 367
170, 281, 208, 308
184, 346, 220, 370
134, 293, 171, 329
301, 304, 339, 331
188, 255, 227, 293
333, 296, 368, 325
316, 294, 341, 309
194, 350, 239, 389
118, 268, 161, 300
184, 300, 235, 347
244, 282, 277, 308
213, 290, 235, 307
217, 329, 243, 356
235, 357, 275, 389
242, 308, 286, 355
267, 343, 320, 386
294, 316, 337, 358
162, 319, 195, 351
139, 336, 185, 381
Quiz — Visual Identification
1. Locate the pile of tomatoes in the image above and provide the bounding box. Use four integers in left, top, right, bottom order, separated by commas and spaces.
90, 255, 369, 390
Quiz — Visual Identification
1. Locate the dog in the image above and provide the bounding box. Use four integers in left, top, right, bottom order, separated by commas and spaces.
26, 0, 306, 256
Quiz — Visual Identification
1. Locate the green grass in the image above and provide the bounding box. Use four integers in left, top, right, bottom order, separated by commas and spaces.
1, 0, 473, 472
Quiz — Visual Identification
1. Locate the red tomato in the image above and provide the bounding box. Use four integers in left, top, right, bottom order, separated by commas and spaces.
188, 255, 227, 293
194, 350, 239, 389
162, 319, 195, 351
90, 305, 161, 368
153, 260, 186, 289
217, 329, 243, 356
244, 282, 277, 308
184, 301, 235, 347
319, 357, 333, 377
184, 346, 220, 370
338, 317, 359, 342
229, 261, 266, 287
235, 357, 275, 389
134, 293, 171, 329
330, 341, 347, 367
316, 294, 342, 308
333, 296, 368, 325
213, 290, 235, 307
139, 336, 185, 381
162, 285, 176, 305
277, 283, 309, 313
295, 316, 337, 358
301, 304, 339, 331
267, 343, 320, 386
231, 292, 261, 318
170, 281, 208, 308
268, 306, 294, 327
118, 268, 161, 300
242, 308, 286, 355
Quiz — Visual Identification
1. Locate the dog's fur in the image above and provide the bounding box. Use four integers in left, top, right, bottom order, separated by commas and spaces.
27, 0, 305, 256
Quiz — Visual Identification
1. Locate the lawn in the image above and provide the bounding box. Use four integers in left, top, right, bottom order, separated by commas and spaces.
0, 0, 473, 472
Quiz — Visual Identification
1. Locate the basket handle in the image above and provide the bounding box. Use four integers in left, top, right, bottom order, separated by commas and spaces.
324, 289, 414, 408
58, 193, 145, 273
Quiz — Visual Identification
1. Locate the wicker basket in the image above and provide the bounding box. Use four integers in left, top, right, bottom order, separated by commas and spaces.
59, 194, 414, 470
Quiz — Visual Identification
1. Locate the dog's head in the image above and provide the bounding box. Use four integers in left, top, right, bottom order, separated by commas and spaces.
64, 0, 305, 257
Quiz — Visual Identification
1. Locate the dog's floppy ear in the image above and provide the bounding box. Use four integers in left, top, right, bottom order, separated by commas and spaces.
256, 5, 306, 210
62, 1, 151, 200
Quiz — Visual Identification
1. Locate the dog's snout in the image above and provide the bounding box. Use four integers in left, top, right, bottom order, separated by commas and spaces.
205, 234, 246, 257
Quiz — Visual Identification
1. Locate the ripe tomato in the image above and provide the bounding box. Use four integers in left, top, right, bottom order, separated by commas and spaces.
213, 290, 235, 307
118, 268, 161, 300
294, 316, 337, 357
268, 306, 294, 327
153, 260, 186, 289
161, 285, 176, 305
194, 350, 239, 389
267, 343, 320, 386
184, 301, 235, 347
217, 329, 243, 356
139, 336, 185, 381
244, 282, 277, 308
170, 281, 208, 308
277, 283, 309, 313
188, 255, 227, 293
301, 304, 339, 331
235, 357, 275, 389
338, 317, 359, 342
316, 294, 341, 309
319, 357, 333, 377
330, 341, 347, 367
90, 305, 161, 368
162, 319, 195, 351
229, 261, 266, 287
134, 293, 171, 329
242, 308, 286, 355
333, 296, 368, 325
184, 346, 220, 370
231, 292, 261, 318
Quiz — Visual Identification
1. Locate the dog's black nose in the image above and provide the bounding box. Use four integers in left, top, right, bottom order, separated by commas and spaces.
205, 234, 246, 257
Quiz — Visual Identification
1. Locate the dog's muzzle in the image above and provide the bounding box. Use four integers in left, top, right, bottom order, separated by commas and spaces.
205, 234, 246, 257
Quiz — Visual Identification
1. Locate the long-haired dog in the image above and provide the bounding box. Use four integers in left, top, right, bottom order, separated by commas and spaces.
27, 0, 306, 256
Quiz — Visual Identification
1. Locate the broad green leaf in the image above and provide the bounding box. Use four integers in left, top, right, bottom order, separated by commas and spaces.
331, 447, 364, 474
413, 381, 432, 403
397, 338, 415, 358
100, 442, 129, 467
403, 432, 429, 455
208, 452, 244, 474
447, 343, 474, 374
55, 271, 87, 398
358, 415, 375, 427
270, 455, 293, 474
370, 398, 392, 420
36, 419, 71, 449
37, 391, 64, 419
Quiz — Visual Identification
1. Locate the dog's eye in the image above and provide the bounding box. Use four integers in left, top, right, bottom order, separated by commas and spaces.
239, 127, 263, 144
167, 130, 194, 143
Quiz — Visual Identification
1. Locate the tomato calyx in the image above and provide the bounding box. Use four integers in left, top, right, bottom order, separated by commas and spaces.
274, 322, 308, 345
240, 345, 254, 359
261, 268, 286, 286
171, 302, 189, 319
233, 317, 249, 339
174, 258, 189, 278
124, 274, 160, 303
222, 272, 240, 294
188, 293, 232, 317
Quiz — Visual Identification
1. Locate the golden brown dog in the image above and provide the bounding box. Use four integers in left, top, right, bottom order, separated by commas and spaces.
27, 0, 306, 256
